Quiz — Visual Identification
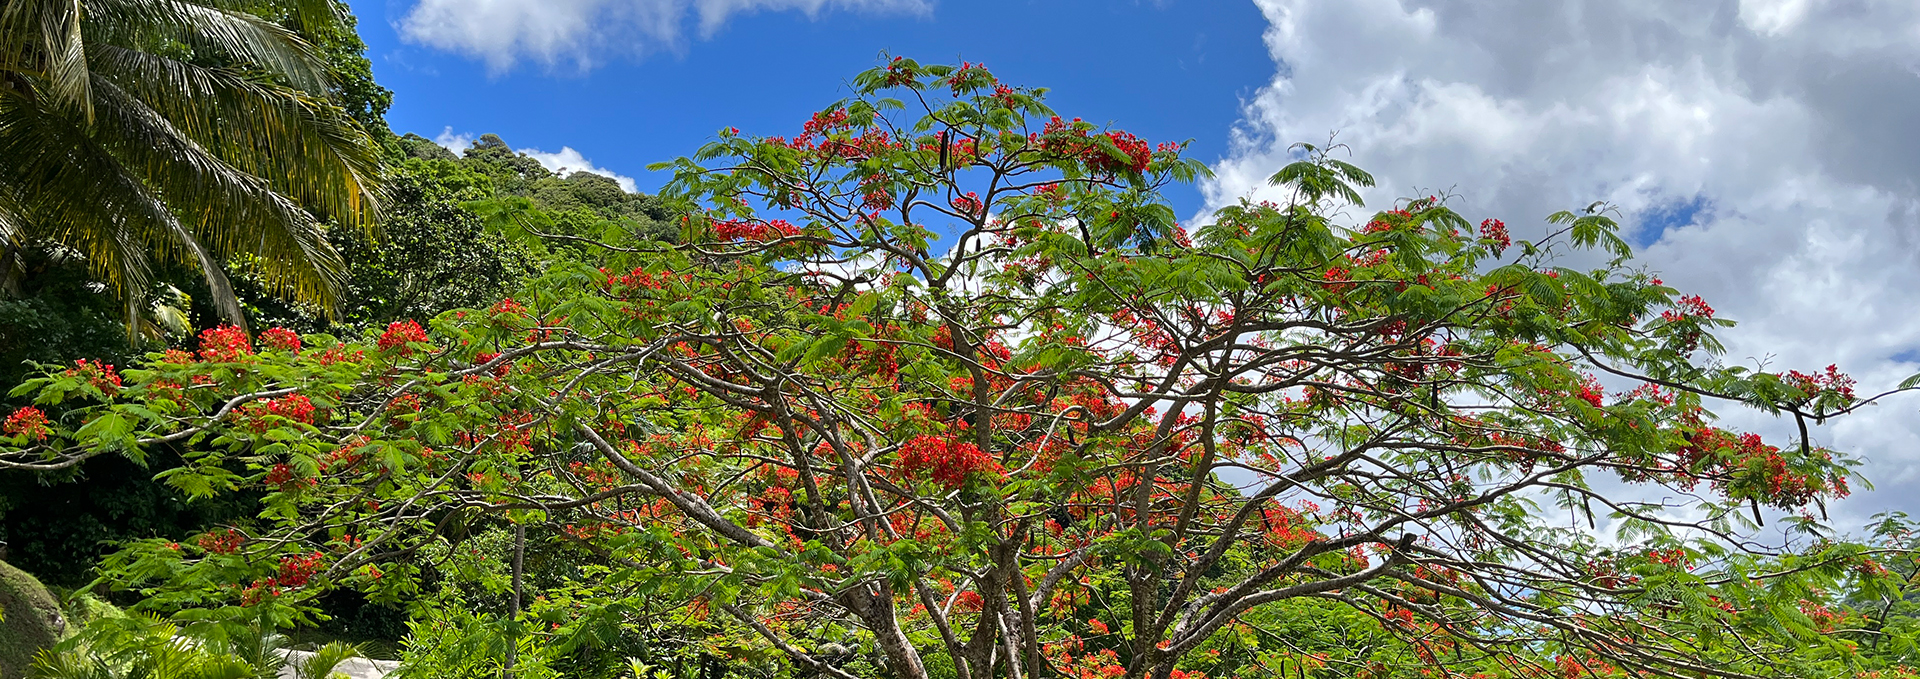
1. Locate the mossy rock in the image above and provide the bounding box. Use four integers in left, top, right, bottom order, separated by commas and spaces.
0, 561, 66, 679
63, 592, 123, 632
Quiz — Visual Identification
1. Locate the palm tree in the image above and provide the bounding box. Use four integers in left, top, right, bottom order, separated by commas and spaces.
0, 0, 383, 332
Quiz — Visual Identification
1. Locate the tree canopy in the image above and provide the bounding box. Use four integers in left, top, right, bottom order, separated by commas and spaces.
6, 60, 1920, 679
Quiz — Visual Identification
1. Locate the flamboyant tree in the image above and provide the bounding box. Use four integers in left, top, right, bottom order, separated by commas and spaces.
5, 60, 1914, 679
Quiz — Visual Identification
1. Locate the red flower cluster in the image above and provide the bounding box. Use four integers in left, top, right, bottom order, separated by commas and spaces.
474, 352, 511, 377
1480, 218, 1510, 253
1646, 547, 1691, 569
947, 61, 992, 94
1089, 131, 1152, 175
882, 56, 919, 87
241, 394, 319, 433
1321, 265, 1354, 293
803, 108, 853, 136
714, 218, 801, 242
262, 463, 307, 488
275, 552, 326, 588
604, 267, 690, 295
950, 192, 984, 218
4, 407, 50, 440
1784, 364, 1857, 403
1363, 208, 1415, 234
64, 359, 121, 395
1800, 600, 1842, 633
862, 183, 895, 211
491, 297, 529, 316
378, 320, 429, 353
1671, 425, 1847, 509
260, 327, 302, 353
195, 529, 245, 554
898, 434, 1002, 489
1259, 505, 1321, 549
1660, 294, 1716, 351
198, 325, 253, 362
1664, 294, 1715, 321
1038, 117, 1153, 176
1575, 374, 1606, 408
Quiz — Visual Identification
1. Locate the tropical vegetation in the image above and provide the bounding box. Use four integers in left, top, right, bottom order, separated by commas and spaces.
2, 6, 1920, 679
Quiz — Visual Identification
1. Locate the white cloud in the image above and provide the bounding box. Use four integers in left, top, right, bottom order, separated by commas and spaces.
433, 127, 473, 156
430, 128, 638, 192
517, 146, 640, 193
397, 0, 933, 72
1211, 0, 1920, 529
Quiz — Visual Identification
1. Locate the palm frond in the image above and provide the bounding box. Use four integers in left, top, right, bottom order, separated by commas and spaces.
87, 75, 346, 321
84, 0, 332, 94
88, 44, 383, 226
0, 85, 165, 304
0, 0, 93, 118
0, 0, 382, 329
292, 643, 363, 679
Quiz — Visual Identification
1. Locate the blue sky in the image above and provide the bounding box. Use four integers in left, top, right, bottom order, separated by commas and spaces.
344, 0, 1275, 216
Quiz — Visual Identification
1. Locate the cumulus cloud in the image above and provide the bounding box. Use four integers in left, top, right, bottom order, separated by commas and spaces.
398, 0, 932, 72
433, 127, 473, 156
1209, 0, 1920, 527
517, 146, 640, 193
434, 127, 638, 191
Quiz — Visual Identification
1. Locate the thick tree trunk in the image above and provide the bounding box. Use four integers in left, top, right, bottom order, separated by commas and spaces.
847, 584, 930, 679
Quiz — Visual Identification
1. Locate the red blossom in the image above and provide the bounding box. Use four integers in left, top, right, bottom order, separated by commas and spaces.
1038, 116, 1153, 176
882, 56, 918, 87
1480, 218, 1510, 253
950, 192, 985, 218
490, 298, 529, 316
378, 320, 430, 353
1664, 295, 1715, 322
475, 352, 511, 377
260, 327, 303, 353
242, 395, 320, 433
4, 407, 51, 440
195, 529, 245, 554
714, 218, 802, 242
276, 552, 326, 587
1322, 266, 1354, 293
64, 359, 122, 394
947, 61, 992, 94
1784, 364, 1858, 404
1576, 374, 1606, 408
198, 325, 254, 362
898, 434, 1003, 489
1660, 295, 1716, 351
262, 463, 299, 487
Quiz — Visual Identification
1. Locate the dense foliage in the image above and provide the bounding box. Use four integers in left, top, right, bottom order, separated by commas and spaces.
5, 60, 1919, 679
0, 0, 385, 329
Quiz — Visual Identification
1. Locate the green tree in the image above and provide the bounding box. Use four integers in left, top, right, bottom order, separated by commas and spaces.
6, 61, 1913, 679
239, 146, 540, 334
0, 0, 384, 331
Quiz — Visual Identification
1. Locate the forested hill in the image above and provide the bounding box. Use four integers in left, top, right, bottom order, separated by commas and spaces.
245, 131, 681, 334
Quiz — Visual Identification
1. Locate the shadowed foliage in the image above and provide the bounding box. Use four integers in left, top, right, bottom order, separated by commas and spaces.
0, 0, 384, 331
